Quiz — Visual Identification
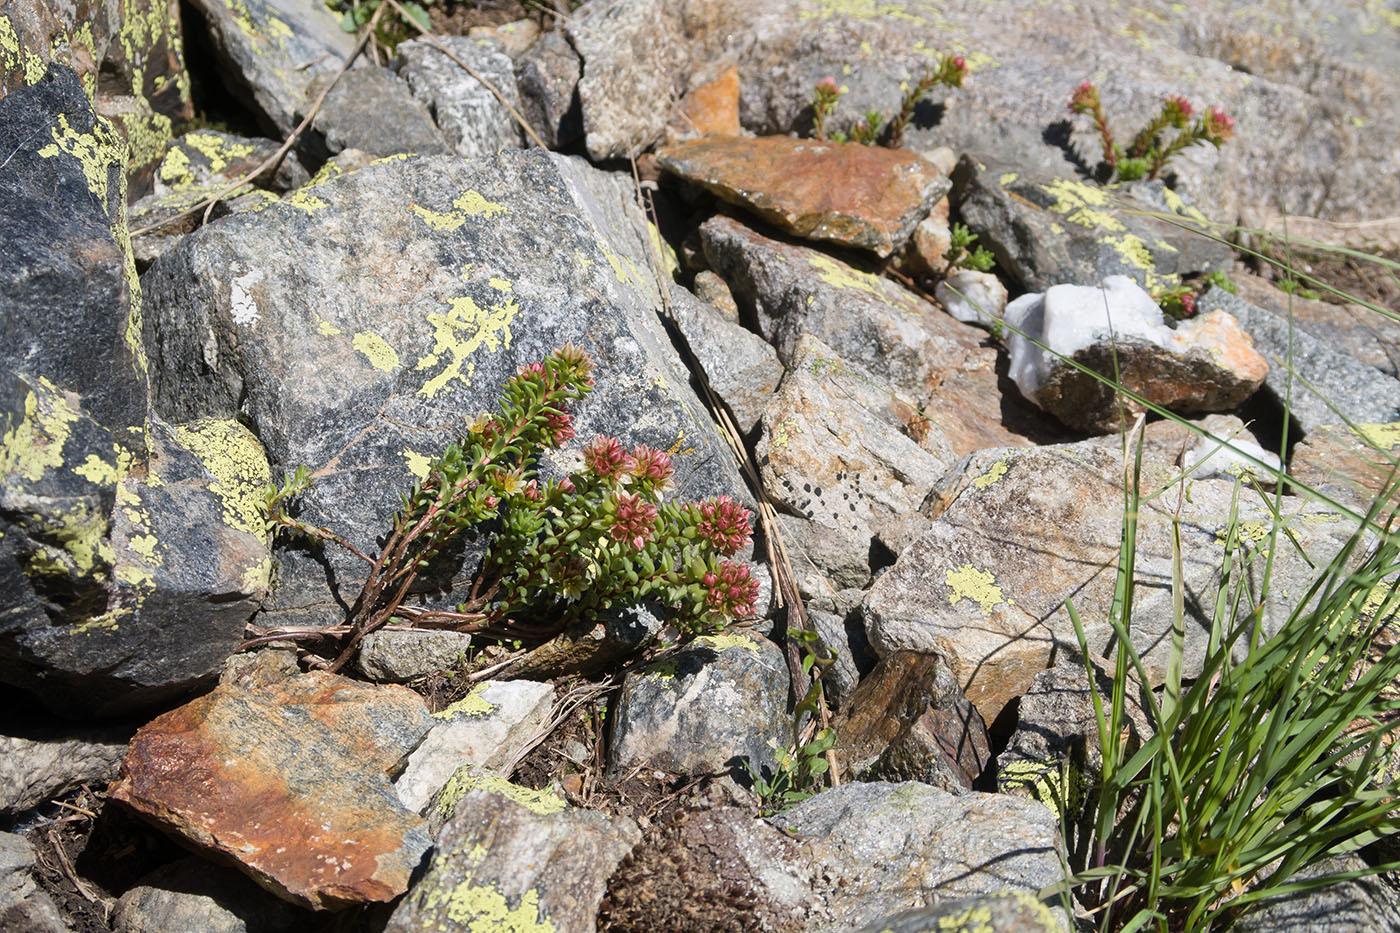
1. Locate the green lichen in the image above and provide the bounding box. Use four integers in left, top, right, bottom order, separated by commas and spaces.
421, 845, 556, 932
1, 380, 79, 484
172, 420, 271, 537
945, 563, 1005, 612
970, 457, 1008, 490
435, 769, 566, 819
415, 295, 521, 398
433, 683, 497, 720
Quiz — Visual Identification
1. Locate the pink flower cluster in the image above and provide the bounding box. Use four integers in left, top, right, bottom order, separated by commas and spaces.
703, 560, 760, 619
693, 495, 753, 556
583, 436, 674, 488
609, 492, 658, 550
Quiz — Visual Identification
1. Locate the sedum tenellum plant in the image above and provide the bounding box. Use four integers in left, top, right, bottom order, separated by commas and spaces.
263, 346, 759, 672
1068, 82, 1235, 182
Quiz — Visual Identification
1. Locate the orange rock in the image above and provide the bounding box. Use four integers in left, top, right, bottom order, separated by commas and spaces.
657, 136, 949, 257
111, 672, 433, 911
672, 65, 741, 138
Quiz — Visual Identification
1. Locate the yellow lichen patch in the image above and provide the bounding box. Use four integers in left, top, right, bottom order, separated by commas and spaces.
1217, 520, 1271, 547
371, 153, 412, 165
1358, 422, 1400, 449
72, 453, 123, 485
400, 448, 432, 481
352, 332, 401, 372
305, 160, 345, 188
602, 250, 633, 285
456, 189, 508, 217
932, 903, 992, 932
665, 430, 696, 457
421, 846, 556, 932
172, 420, 271, 537
970, 457, 1008, 490
158, 145, 193, 186
807, 253, 906, 305
797, 0, 935, 25
1097, 232, 1170, 291
67, 609, 127, 635
998, 172, 1019, 187
769, 417, 802, 451
283, 188, 329, 213
316, 317, 342, 336
242, 555, 271, 593
1038, 177, 1125, 232
433, 684, 497, 720
945, 563, 1005, 613
412, 204, 466, 232
1, 381, 80, 484
999, 758, 1080, 818
435, 770, 566, 818
695, 632, 761, 653
647, 219, 680, 279
183, 131, 256, 175
1, 14, 49, 86
47, 502, 115, 575
488, 277, 512, 293
415, 295, 521, 398
643, 657, 680, 681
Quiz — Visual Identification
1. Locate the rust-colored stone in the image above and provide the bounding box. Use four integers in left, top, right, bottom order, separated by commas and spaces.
657, 136, 949, 256
111, 672, 434, 911
671, 65, 741, 138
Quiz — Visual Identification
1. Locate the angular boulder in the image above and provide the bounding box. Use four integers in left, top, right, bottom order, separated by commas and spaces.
658, 136, 949, 257
1005, 276, 1267, 434
111, 672, 434, 910
396, 36, 523, 159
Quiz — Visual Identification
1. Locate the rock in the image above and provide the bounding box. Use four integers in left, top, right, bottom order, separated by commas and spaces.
905, 198, 952, 278
669, 65, 742, 141
395, 679, 554, 814
1232, 855, 1400, 933
936, 268, 1008, 330
111, 672, 434, 910
498, 604, 669, 682
220, 642, 300, 691
1181, 432, 1281, 484
1231, 273, 1400, 378
141, 149, 748, 629
854, 891, 1066, 933
112, 857, 306, 933
691, 269, 741, 321
308, 66, 449, 159
996, 662, 1149, 821
776, 512, 872, 598
566, 0, 691, 160
659, 136, 949, 257
0, 731, 126, 813
756, 336, 955, 579
1200, 288, 1400, 436
514, 29, 582, 150
666, 283, 782, 436
1291, 422, 1400, 516
0, 0, 193, 195
357, 629, 475, 683
701, 214, 1056, 455
185, 0, 355, 136
1005, 275, 1267, 434
952, 156, 1231, 292
863, 441, 1362, 723
396, 36, 524, 159
774, 782, 1064, 930
0, 831, 67, 933
467, 19, 540, 59
833, 651, 990, 792
386, 779, 640, 933
805, 607, 872, 712
599, 805, 820, 932
608, 631, 789, 780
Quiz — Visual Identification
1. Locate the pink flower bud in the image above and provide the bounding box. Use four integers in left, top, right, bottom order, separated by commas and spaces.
583, 435, 629, 481
625, 445, 673, 485
609, 492, 658, 550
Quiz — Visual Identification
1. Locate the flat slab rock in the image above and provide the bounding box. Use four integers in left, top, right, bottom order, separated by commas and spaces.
111, 672, 434, 910
658, 136, 949, 257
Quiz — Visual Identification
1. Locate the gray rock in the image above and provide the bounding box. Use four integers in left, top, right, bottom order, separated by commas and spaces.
691, 269, 741, 322
357, 629, 475, 682
0, 831, 67, 933
397, 36, 524, 159
1233, 855, 1400, 933
952, 155, 1231, 292
805, 607, 871, 712
185, 0, 355, 136
515, 29, 582, 150
387, 780, 640, 933
776, 512, 872, 599
864, 441, 1361, 724
667, 283, 782, 436
1200, 288, 1400, 435
774, 782, 1065, 930
0, 732, 125, 813
1231, 272, 1400, 378
609, 631, 789, 779
935, 268, 1007, 330
309, 66, 450, 159
854, 891, 1066, 933
566, 0, 691, 160
141, 149, 747, 629
220, 642, 301, 691
112, 857, 305, 933
1004, 275, 1267, 434
700, 214, 1045, 457
757, 336, 956, 579
395, 679, 554, 813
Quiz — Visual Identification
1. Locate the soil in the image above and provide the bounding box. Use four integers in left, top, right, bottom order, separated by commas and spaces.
1259, 244, 1400, 313
428, 0, 547, 34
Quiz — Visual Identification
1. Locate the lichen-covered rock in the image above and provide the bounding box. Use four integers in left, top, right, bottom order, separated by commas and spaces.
951, 156, 1230, 292
1291, 422, 1400, 516
773, 781, 1064, 930
111, 672, 434, 911
853, 891, 1066, 933
756, 336, 955, 580
834, 651, 990, 792
396, 36, 524, 159
113, 857, 306, 933
608, 631, 788, 779
1004, 275, 1267, 434
1200, 288, 1400, 436
395, 679, 554, 814
700, 214, 1050, 457
864, 441, 1362, 723
387, 778, 639, 933
308, 66, 449, 159
141, 149, 747, 628
184, 0, 354, 136
657, 136, 949, 257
